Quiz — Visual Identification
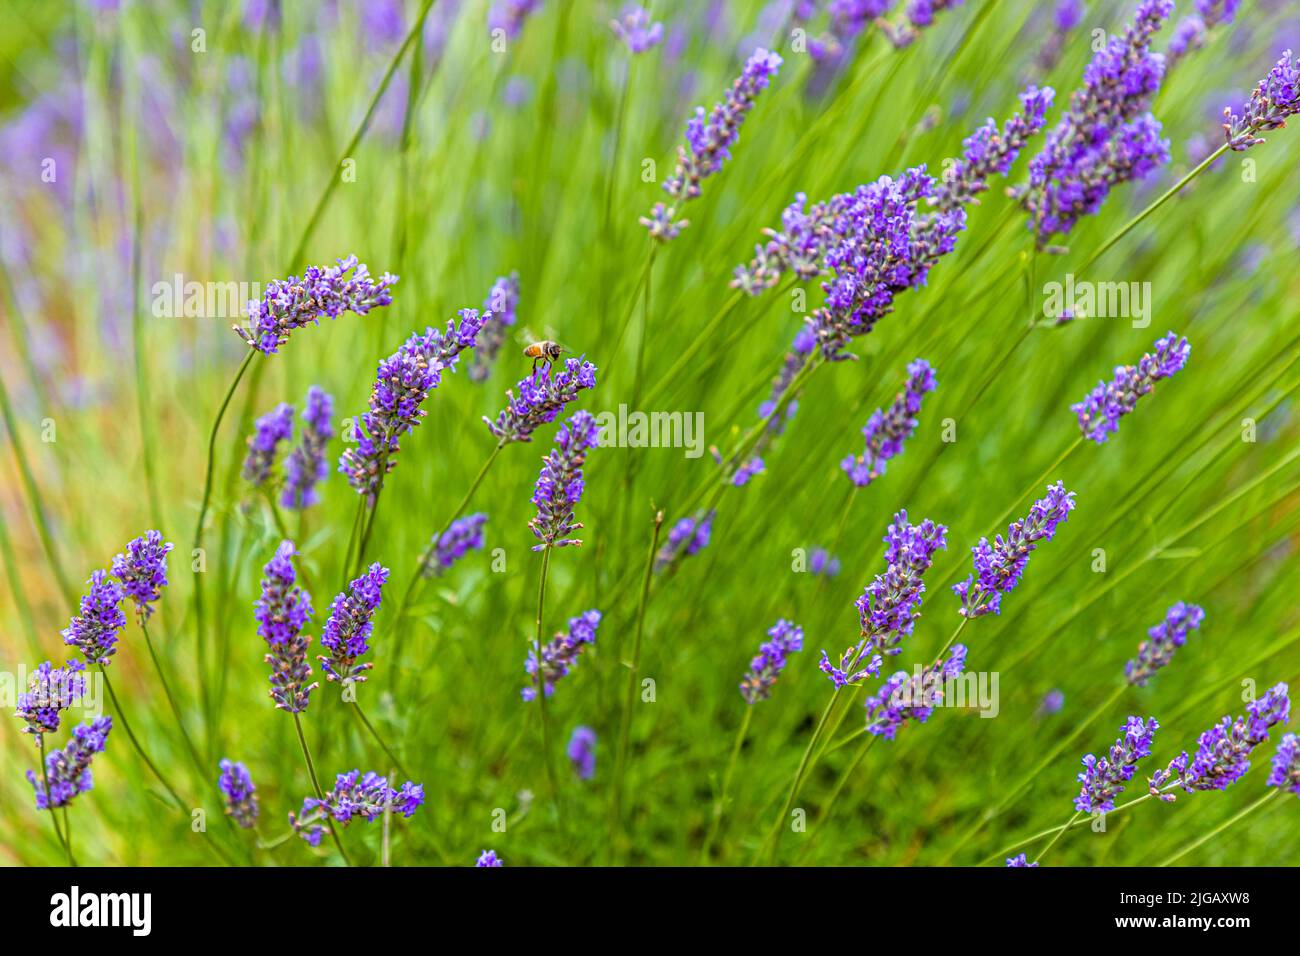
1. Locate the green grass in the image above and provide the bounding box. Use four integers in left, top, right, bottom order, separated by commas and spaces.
2, 0, 1299, 867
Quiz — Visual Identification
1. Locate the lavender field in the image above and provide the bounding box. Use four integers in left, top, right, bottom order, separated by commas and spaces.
2, 0, 1300, 869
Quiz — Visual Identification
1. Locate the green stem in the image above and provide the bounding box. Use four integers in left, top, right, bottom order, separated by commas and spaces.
1032, 809, 1081, 865
532, 546, 559, 814
292, 711, 354, 867
350, 700, 411, 781
756, 691, 839, 865
99, 665, 186, 812
985, 791, 1157, 865
139, 620, 206, 782
699, 706, 753, 864
794, 733, 879, 864
1158, 789, 1280, 867
38, 737, 73, 865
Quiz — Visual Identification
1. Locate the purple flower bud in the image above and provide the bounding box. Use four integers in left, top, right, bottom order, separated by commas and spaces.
27, 717, 113, 810
14, 660, 86, 744
468, 273, 520, 383
476, 849, 504, 866
522, 609, 601, 701
879, 0, 966, 48
1006, 852, 1039, 867
1126, 602, 1205, 687
567, 725, 597, 780
219, 758, 259, 829
484, 357, 598, 444
256, 541, 317, 713
1074, 716, 1158, 813
242, 255, 397, 355
1072, 332, 1190, 443
864, 645, 968, 740
1224, 49, 1300, 151
283, 386, 334, 509
809, 548, 841, 578
842, 359, 936, 487
740, 619, 804, 704
954, 481, 1076, 618
1268, 733, 1300, 798
1150, 684, 1291, 799
290, 769, 423, 845
425, 513, 489, 577
656, 510, 715, 571
62, 571, 127, 666
319, 563, 388, 685
110, 530, 173, 623
934, 86, 1055, 210
732, 456, 765, 487
611, 5, 664, 54
242, 403, 294, 488
529, 411, 600, 551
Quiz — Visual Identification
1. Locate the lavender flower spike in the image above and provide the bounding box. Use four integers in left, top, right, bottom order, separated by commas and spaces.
880, 0, 967, 49
484, 356, 598, 444
283, 386, 334, 509
318, 563, 388, 685
530, 411, 600, 551
15, 660, 86, 744
240, 255, 397, 354
655, 509, 714, 571
1072, 332, 1190, 443
842, 359, 937, 487
256, 541, 317, 713
1269, 733, 1300, 798
1074, 716, 1158, 813
27, 717, 112, 810
242, 403, 294, 488
468, 273, 520, 383
568, 726, 597, 780
820, 512, 947, 688
740, 619, 804, 704
954, 481, 1076, 618
424, 513, 489, 577
1126, 602, 1205, 687
933, 86, 1055, 212
611, 5, 663, 54
1149, 684, 1291, 800
1224, 49, 1300, 151
476, 849, 504, 867
110, 530, 173, 623
865, 645, 968, 740
290, 769, 424, 845
219, 759, 259, 829
1006, 853, 1039, 868
642, 48, 782, 241
522, 609, 601, 701
62, 571, 127, 666
341, 310, 487, 501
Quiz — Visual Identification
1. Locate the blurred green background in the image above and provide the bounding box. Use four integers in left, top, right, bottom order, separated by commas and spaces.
2, 0, 1299, 866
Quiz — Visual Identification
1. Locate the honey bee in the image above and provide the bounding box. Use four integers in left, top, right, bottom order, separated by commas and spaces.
522, 340, 565, 371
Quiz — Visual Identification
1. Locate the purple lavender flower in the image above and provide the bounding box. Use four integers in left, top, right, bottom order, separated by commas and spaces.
1224, 49, 1300, 151
864, 645, 968, 740
732, 456, 765, 487
62, 571, 127, 666
488, 0, 540, 40
283, 386, 334, 509
522, 609, 601, 701
954, 481, 1076, 618
27, 717, 112, 810
740, 619, 804, 704
14, 661, 86, 744
820, 512, 947, 687
1149, 684, 1291, 799
1195, 0, 1239, 25
1071, 332, 1190, 443
935, 87, 1055, 210
1269, 733, 1300, 797
642, 48, 783, 241
880, 0, 966, 48
468, 273, 520, 383
110, 530, 173, 623
340, 311, 486, 501
242, 403, 294, 488
842, 359, 936, 487
219, 758, 259, 829
1074, 716, 1158, 813
240, 255, 397, 355
1126, 602, 1205, 687
318, 563, 388, 685
484, 357, 598, 444
529, 411, 599, 551
611, 5, 664, 54
1167, 16, 1206, 65
256, 541, 317, 713
1040, 688, 1066, 715
1020, 0, 1173, 246
476, 849, 504, 866
746, 326, 818, 462
1006, 853, 1039, 867
656, 510, 715, 571
290, 769, 424, 845
567, 725, 597, 780
424, 513, 489, 577
809, 548, 841, 578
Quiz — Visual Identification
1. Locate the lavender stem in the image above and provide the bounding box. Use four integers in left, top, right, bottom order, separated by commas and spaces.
291, 711, 354, 867
38, 737, 73, 865
1158, 789, 1280, 867
98, 665, 186, 812
533, 546, 559, 814
699, 705, 753, 864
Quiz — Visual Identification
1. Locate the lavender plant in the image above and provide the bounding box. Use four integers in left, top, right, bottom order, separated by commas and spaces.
219, 759, 259, 829
1071, 332, 1190, 443
522, 609, 602, 701
1125, 602, 1205, 687
318, 563, 388, 685
841, 359, 937, 487
739, 619, 804, 704
283, 386, 334, 510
